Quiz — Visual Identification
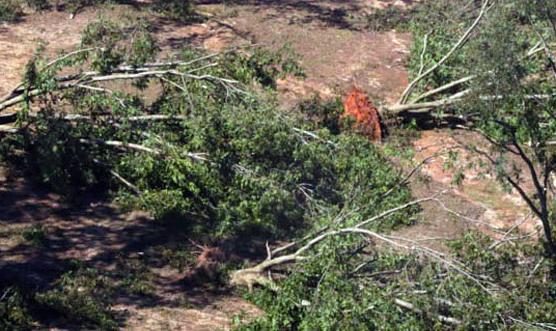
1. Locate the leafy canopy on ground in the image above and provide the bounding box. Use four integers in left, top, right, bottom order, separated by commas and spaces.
0, 15, 413, 329
1, 1, 556, 330
400, 0, 556, 256
237, 1, 556, 329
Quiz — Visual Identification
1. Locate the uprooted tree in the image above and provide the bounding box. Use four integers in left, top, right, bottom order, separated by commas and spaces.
402, 0, 556, 257
1, 0, 556, 329
234, 1, 556, 328
2, 0, 555, 253
380, 0, 556, 256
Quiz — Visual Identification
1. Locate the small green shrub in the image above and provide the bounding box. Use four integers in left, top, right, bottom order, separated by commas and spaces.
35, 268, 118, 330
365, 0, 471, 32
21, 225, 46, 246
296, 96, 343, 135
80, 18, 159, 73
222, 44, 305, 88
62, 0, 106, 15
151, 0, 195, 22
365, 5, 412, 31
113, 255, 155, 296
0, 287, 33, 331
159, 245, 196, 272
25, 0, 49, 10
0, 0, 23, 22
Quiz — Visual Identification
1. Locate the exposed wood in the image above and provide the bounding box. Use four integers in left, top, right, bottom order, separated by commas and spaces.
393, 298, 462, 326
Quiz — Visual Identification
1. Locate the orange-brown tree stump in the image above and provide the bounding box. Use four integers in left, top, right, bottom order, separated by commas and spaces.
342, 87, 383, 142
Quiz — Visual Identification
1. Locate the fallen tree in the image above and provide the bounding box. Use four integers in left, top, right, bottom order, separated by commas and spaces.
391, 0, 556, 257
0, 1, 492, 122
232, 1, 556, 328
3, 0, 555, 255
1, 2, 555, 329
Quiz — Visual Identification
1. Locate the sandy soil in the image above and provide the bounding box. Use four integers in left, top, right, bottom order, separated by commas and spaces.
206, 1, 412, 106
411, 130, 536, 234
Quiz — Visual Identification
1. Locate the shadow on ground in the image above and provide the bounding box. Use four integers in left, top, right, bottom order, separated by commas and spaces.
199, 0, 364, 30
0, 168, 258, 329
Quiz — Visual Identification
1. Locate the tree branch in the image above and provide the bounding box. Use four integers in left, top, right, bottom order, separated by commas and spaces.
393, 298, 462, 326
398, 0, 491, 104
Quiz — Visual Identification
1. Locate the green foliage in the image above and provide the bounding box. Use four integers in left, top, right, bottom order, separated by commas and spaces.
0, 15, 420, 328
0, 287, 33, 331
15, 110, 105, 196
402, 0, 556, 254
54, 1, 110, 15
36, 268, 118, 330
3, 18, 406, 242
24, 0, 49, 10
366, 0, 473, 33
295, 96, 343, 135
159, 245, 196, 273
113, 255, 155, 296
221, 43, 305, 89
239, 231, 556, 330
0, 0, 23, 22
151, 0, 195, 22
116, 101, 409, 238
21, 225, 46, 246
0, 20, 420, 329
444, 232, 556, 329
365, 5, 412, 32
460, 1, 556, 254
405, 0, 475, 95
240, 250, 427, 331
81, 17, 159, 73
0, 3, 553, 330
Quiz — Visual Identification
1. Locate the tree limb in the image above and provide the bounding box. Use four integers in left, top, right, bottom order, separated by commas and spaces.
398, 0, 491, 104
394, 298, 462, 326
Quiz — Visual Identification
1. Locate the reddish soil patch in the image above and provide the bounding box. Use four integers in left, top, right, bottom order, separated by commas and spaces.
393, 182, 482, 252
117, 295, 261, 331
410, 130, 538, 237
0, 9, 96, 97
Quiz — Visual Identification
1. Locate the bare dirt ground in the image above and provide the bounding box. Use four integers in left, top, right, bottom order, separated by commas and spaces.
0, 0, 538, 329
202, 0, 412, 106
0, 169, 261, 330
411, 130, 535, 234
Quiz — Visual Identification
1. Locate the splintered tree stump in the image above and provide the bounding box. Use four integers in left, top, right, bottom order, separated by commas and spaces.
183, 244, 226, 283
342, 87, 383, 142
